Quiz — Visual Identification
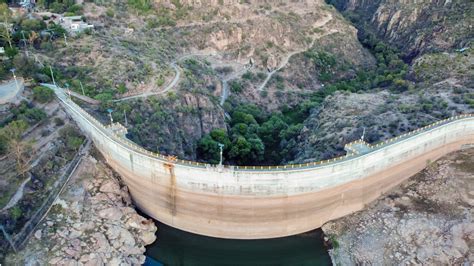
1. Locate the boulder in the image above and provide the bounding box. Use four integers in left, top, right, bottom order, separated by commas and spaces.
99, 179, 121, 195
98, 207, 123, 221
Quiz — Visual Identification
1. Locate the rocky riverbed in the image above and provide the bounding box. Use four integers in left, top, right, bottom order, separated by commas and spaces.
6, 155, 157, 265
323, 148, 474, 265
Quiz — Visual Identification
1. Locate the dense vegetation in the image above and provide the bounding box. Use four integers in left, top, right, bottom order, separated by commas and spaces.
198, 104, 305, 165
197, 31, 411, 165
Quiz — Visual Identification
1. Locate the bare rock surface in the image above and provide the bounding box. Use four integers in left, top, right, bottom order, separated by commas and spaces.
6, 155, 157, 265
322, 148, 474, 265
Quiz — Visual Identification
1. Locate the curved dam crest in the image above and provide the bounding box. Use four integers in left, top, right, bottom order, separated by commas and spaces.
47, 85, 474, 239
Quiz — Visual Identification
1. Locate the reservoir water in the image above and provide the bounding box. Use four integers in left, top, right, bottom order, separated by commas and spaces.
145, 221, 332, 266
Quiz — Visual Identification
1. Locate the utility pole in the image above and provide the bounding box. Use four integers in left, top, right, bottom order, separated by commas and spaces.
49, 66, 56, 87
79, 80, 85, 96
65, 82, 71, 99
21, 31, 28, 57
123, 109, 128, 127
218, 143, 224, 167
107, 109, 114, 124
10, 68, 19, 92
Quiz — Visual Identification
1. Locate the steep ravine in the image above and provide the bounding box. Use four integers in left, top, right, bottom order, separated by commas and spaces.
328, 0, 473, 59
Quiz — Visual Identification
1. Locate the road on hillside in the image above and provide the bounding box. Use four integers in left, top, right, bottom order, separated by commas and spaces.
0, 79, 24, 104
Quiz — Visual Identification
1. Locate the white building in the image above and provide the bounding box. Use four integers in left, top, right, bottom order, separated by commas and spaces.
59, 15, 94, 34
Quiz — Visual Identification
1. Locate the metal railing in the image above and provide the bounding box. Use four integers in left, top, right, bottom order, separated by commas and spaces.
53, 85, 474, 171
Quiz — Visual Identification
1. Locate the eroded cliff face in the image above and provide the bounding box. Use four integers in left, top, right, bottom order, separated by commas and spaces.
333, 0, 473, 58
126, 92, 226, 160
160, 0, 332, 70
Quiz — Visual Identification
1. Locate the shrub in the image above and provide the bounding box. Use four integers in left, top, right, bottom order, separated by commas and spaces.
54, 117, 64, 126
106, 8, 115, 18
117, 83, 127, 94
128, 0, 153, 12
5, 46, 18, 59
32, 86, 54, 103
229, 80, 243, 93
21, 19, 47, 32
10, 206, 22, 220
59, 125, 83, 151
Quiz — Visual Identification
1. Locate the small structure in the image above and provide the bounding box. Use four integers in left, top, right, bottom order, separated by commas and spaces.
59, 16, 94, 34
344, 139, 372, 155
19, 0, 36, 9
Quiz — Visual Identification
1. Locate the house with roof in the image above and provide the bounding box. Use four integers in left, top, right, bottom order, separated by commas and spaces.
58, 15, 94, 34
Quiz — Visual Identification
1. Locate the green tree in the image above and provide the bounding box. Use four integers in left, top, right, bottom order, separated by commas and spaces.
94, 92, 113, 110
0, 3, 13, 48
10, 206, 22, 220
1, 120, 32, 177
228, 136, 252, 164
197, 135, 220, 164
4, 46, 18, 59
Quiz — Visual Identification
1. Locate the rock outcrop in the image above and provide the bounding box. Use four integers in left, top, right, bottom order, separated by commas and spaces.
331, 0, 472, 58
322, 148, 474, 265
6, 156, 157, 265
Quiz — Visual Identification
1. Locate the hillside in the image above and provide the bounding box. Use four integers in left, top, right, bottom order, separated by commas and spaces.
1, 0, 472, 165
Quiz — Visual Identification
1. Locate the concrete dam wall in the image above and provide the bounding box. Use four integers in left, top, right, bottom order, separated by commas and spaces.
51, 86, 474, 239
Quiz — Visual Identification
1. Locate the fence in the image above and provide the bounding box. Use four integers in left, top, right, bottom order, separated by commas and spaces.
0, 140, 88, 254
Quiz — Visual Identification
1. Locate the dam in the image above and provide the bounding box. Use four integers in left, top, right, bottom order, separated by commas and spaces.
49, 85, 474, 239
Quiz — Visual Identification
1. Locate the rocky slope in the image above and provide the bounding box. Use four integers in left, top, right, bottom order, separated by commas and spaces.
5, 155, 157, 265
293, 73, 473, 162
290, 1, 473, 163
329, 0, 473, 58
322, 148, 474, 265
20, 0, 473, 164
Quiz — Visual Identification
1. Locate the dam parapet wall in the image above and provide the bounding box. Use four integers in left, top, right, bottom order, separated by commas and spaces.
48, 84, 474, 239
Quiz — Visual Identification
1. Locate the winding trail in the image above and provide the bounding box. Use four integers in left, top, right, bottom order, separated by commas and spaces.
257, 14, 334, 91
62, 13, 335, 105
220, 64, 253, 105
1, 176, 31, 212
113, 63, 181, 102
68, 90, 100, 105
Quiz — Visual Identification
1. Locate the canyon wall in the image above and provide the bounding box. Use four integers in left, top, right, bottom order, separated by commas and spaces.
332, 0, 472, 57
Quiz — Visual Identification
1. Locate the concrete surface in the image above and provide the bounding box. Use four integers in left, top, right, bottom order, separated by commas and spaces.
48, 84, 474, 239
0, 79, 24, 105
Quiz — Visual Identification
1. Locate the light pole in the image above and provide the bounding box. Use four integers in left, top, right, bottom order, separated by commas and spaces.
79, 80, 85, 96
218, 143, 224, 167
123, 109, 128, 127
63, 33, 68, 46
107, 109, 114, 125
49, 66, 57, 87
65, 82, 71, 98
361, 127, 366, 142
21, 31, 28, 57
10, 68, 19, 92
